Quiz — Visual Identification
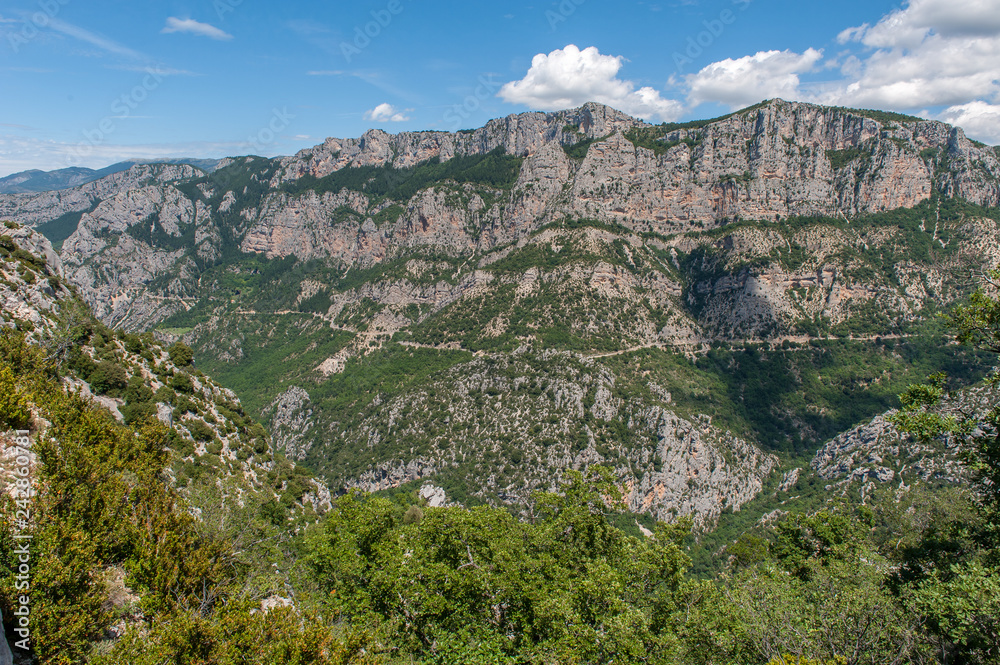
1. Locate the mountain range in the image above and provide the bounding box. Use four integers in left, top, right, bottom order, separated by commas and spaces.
2, 98, 998, 529
0, 158, 222, 195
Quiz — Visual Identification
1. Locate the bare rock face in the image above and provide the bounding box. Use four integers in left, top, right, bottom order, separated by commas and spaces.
811, 379, 1000, 497
274, 102, 646, 182
266, 386, 314, 460
627, 408, 778, 524
1, 100, 997, 336
304, 349, 775, 526
419, 483, 449, 508
0, 225, 76, 341
0, 163, 202, 227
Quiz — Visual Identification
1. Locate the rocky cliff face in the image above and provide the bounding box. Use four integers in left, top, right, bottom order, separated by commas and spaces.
273, 102, 645, 180
810, 378, 1000, 500
0, 100, 997, 334
2, 99, 999, 526
0, 222, 328, 513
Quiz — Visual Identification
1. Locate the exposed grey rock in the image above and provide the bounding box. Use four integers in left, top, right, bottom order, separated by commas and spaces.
3, 100, 998, 336
266, 386, 314, 460
811, 378, 1000, 495
419, 483, 448, 508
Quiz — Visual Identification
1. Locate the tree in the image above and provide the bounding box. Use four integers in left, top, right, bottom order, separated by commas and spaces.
890, 268, 1000, 663
169, 341, 195, 367
891, 268, 1000, 541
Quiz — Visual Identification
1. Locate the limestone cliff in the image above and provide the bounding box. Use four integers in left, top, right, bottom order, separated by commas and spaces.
2, 99, 999, 526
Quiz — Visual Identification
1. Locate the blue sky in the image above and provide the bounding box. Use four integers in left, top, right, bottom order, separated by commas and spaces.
1, 0, 999, 176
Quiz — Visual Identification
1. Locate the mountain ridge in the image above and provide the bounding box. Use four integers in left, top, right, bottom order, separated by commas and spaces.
1, 98, 998, 526
0, 158, 222, 195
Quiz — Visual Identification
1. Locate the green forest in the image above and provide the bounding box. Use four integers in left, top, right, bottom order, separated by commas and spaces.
1, 270, 999, 664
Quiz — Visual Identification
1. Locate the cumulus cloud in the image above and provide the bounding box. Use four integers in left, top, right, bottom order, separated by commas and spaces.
935, 101, 1000, 144
685, 49, 822, 109
161, 17, 233, 41
824, 0, 1000, 109
498, 45, 683, 121
364, 103, 411, 123
841, 0, 1000, 48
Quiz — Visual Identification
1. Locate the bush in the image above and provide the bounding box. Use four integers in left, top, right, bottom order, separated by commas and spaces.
174, 396, 197, 415
0, 364, 31, 429
124, 376, 154, 404
168, 342, 194, 367
170, 372, 195, 394
124, 334, 143, 354
89, 361, 128, 397
186, 419, 215, 442
122, 401, 157, 426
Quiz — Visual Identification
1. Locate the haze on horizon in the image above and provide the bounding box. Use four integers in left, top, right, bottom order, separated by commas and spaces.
1, 0, 999, 177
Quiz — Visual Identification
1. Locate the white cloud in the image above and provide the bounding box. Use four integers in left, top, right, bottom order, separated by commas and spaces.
936, 101, 1000, 144
498, 44, 683, 121
364, 103, 411, 123
48, 18, 146, 60
825, 0, 1000, 109
161, 17, 233, 41
669, 0, 1000, 145
843, 0, 1000, 48
685, 49, 823, 109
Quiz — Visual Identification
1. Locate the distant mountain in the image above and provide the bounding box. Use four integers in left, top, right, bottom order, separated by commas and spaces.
0, 158, 222, 193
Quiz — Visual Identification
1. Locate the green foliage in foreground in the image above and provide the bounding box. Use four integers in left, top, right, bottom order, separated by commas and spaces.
0, 332, 375, 664
5, 267, 1000, 664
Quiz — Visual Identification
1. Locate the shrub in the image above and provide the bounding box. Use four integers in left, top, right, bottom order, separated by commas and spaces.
186, 419, 215, 442
170, 372, 194, 394
122, 400, 157, 426
168, 342, 194, 367
89, 361, 128, 397
0, 364, 31, 429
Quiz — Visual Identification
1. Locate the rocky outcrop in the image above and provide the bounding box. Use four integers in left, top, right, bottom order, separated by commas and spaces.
0, 163, 203, 227
1, 100, 997, 335
811, 379, 1000, 497
302, 348, 775, 526
626, 408, 778, 524
273, 102, 645, 181
266, 386, 314, 460
0, 224, 76, 341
